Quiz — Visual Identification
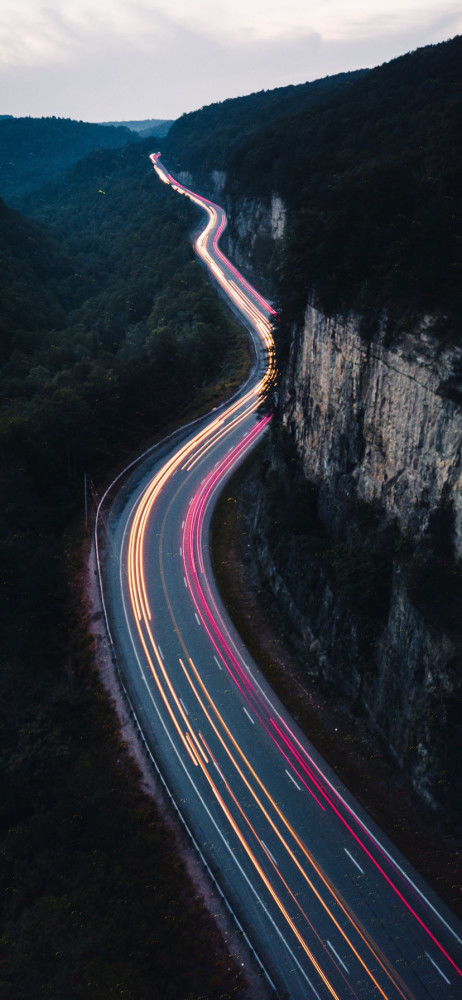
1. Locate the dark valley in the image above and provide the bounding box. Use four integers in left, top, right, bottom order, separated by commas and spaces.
1, 32, 461, 1000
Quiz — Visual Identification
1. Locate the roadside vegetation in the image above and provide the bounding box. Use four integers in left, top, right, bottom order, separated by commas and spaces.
167, 36, 462, 341
0, 136, 249, 998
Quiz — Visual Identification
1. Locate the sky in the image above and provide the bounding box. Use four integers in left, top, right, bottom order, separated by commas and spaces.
0, 0, 461, 122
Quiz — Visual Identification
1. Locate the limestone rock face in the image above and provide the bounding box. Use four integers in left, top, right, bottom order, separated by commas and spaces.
211, 170, 226, 193
270, 195, 286, 240
260, 304, 462, 819
212, 187, 462, 820
282, 305, 462, 555
222, 194, 285, 291
176, 170, 193, 186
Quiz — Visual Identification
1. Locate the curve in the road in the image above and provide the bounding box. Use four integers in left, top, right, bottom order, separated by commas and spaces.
97, 153, 462, 1000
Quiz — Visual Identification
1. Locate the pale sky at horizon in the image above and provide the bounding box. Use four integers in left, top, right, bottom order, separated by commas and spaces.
0, 0, 460, 122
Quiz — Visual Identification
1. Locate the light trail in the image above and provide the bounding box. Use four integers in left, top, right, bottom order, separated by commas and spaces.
146, 439, 415, 1000
193, 738, 345, 1000
179, 657, 407, 1000
114, 152, 462, 997
183, 446, 462, 979
176, 318, 462, 982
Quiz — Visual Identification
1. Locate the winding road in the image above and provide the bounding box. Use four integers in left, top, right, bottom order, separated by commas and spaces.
96, 154, 462, 999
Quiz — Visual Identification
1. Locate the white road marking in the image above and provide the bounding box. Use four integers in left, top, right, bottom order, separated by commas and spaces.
179, 698, 189, 717
261, 840, 277, 866
275, 720, 462, 950
344, 848, 364, 874
179, 546, 182, 556
213, 759, 225, 781
181, 519, 184, 529
243, 706, 255, 725
158, 645, 164, 662
183, 576, 188, 588
213, 655, 223, 671
285, 769, 301, 791
425, 952, 451, 985
118, 547, 289, 995
194, 612, 201, 627
327, 940, 350, 975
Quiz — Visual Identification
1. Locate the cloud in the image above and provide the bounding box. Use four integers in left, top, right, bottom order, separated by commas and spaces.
2, 0, 461, 66
0, 0, 460, 119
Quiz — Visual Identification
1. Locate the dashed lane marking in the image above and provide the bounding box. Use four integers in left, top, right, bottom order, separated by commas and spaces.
344, 848, 365, 874
261, 840, 278, 866
327, 940, 350, 975
425, 952, 451, 985
285, 769, 301, 791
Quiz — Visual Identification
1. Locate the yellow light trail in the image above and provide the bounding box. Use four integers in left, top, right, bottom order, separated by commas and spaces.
127, 373, 269, 624
123, 154, 415, 1000
200, 732, 356, 996
194, 738, 344, 1000
180, 657, 412, 1000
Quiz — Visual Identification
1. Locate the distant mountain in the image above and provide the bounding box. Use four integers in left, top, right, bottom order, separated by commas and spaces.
0, 116, 135, 200
101, 118, 174, 136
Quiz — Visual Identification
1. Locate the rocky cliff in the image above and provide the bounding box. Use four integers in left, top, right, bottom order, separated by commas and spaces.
268, 305, 462, 817
185, 169, 285, 298
281, 306, 462, 553
225, 192, 286, 264
215, 190, 462, 825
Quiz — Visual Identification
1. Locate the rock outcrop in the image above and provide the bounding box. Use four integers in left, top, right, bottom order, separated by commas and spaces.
223, 194, 285, 295
209, 185, 462, 823
281, 306, 462, 554
262, 305, 462, 819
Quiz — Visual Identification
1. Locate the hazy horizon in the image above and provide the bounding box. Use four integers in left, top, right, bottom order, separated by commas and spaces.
0, 1, 460, 122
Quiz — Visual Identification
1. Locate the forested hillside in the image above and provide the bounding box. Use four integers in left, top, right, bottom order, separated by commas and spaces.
166, 36, 462, 339
165, 69, 365, 173
0, 116, 135, 200
0, 197, 72, 362
228, 35, 462, 335
0, 137, 247, 999
186, 36, 462, 825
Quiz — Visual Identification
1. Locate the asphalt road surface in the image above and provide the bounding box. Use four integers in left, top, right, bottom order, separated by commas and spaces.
98, 154, 462, 1000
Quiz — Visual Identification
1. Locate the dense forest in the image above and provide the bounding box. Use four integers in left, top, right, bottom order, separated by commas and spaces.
165, 69, 365, 174
0, 135, 248, 998
2, 33, 461, 997
0, 117, 136, 200
166, 36, 462, 339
